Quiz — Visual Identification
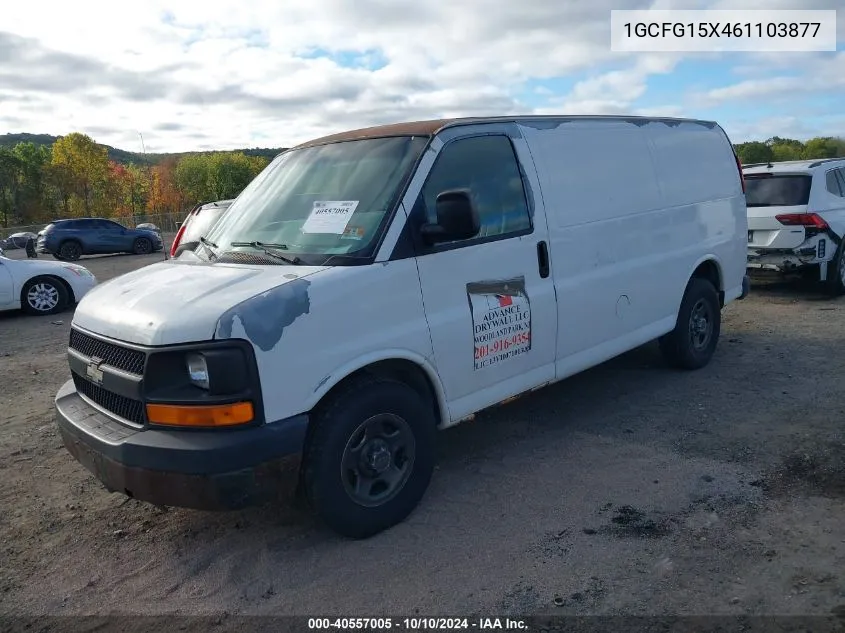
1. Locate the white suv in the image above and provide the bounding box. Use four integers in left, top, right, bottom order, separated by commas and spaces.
745, 158, 845, 294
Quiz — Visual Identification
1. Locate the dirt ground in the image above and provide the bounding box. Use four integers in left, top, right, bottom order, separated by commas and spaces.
1, 247, 844, 621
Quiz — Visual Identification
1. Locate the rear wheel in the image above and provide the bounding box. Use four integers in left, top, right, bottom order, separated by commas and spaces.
824, 239, 845, 296
659, 277, 721, 370
303, 376, 436, 539
21, 276, 68, 316
58, 241, 82, 261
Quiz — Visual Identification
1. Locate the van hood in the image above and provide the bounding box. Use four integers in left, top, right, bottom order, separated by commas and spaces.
72, 259, 328, 346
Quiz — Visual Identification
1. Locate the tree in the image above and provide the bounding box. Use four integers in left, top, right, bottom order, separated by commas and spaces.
174, 154, 209, 204
802, 137, 840, 160
173, 152, 268, 207
0, 148, 22, 227
12, 142, 51, 224
206, 152, 267, 200
147, 158, 183, 214
735, 142, 773, 165
51, 133, 109, 215
765, 136, 805, 162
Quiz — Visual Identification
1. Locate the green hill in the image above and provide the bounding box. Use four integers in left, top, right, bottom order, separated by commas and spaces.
0, 133, 286, 165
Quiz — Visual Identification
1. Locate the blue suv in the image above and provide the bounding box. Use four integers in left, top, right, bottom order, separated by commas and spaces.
37, 218, 163, 261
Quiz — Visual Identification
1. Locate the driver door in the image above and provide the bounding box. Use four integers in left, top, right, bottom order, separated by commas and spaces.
410, 130, 558, 422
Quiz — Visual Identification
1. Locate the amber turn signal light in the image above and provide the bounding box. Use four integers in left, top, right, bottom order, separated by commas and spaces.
146, 401, 254, 427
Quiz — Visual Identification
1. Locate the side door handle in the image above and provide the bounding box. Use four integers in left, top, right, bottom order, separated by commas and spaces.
536, 241, 550, 279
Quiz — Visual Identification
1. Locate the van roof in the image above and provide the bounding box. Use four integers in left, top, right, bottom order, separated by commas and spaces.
743, 158, 845, 174
291, 115, 721, 150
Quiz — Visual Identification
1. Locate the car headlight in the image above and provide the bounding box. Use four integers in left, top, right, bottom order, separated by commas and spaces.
186, 353, 210, 390
62, 265, 93, 277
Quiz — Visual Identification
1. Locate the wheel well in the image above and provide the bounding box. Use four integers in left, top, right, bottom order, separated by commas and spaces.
691, 259, 724, 307
305, 359, 443, 444
20, 275, 74, 305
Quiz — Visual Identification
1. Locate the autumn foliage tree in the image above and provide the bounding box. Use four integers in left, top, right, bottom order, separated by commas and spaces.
148, 157, 183, 214
50, 133, 109, 216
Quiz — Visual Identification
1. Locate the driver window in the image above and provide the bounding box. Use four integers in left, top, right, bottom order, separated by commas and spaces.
420, 135, 532, 242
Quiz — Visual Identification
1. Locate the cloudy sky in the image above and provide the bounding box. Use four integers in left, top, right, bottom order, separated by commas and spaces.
1, 0, 843, 153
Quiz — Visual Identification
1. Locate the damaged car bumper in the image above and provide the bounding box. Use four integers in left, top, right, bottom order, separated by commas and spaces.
54, 379, 308, 510
747, 233, 835, 275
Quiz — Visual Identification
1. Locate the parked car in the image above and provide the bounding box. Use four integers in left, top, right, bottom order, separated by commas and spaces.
0, 250, 97, 315
54, 115, 748, 539
36, 218, 164, 261
0, 231, 38, 250
170, 199, 234, 257
745, 158, 845, 294
136, 222, 161, 234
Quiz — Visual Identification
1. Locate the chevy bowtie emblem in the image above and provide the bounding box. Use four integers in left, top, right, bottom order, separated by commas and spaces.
86, 357, 104, 385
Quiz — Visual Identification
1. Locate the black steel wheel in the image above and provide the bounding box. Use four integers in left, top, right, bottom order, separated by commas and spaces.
303, 375, 436, 539
659, 277, 721, 370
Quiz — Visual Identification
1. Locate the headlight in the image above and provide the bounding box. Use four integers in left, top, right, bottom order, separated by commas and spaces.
186, 353, 210, 389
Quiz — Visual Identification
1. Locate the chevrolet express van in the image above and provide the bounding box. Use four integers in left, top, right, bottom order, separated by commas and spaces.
55, 116, 749, 538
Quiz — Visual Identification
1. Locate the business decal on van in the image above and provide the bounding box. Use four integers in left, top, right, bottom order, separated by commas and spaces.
467, 278, 532, 370
301, 200, 360, 234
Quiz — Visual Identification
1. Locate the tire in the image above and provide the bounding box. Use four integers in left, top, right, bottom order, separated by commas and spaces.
658, 277, 721, 370
133, 237, 152, 255
824, 239, 845, 296
21, 276, 69, 316
52, 254, 66, 261
303, 376, 436, 539
58, 240, 82, 261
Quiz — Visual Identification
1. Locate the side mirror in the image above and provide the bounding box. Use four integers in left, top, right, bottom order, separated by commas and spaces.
420, 189, 480, 244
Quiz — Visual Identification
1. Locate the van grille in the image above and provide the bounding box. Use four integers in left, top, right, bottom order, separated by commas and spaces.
69, 329, 146, 375
72, 373, 145, 425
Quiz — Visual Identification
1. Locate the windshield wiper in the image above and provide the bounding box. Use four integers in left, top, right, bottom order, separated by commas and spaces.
199, 236, 219, 259
230, 241, 301, 265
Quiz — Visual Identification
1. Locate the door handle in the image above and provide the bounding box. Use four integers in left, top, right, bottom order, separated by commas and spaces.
536, 241, 550, 279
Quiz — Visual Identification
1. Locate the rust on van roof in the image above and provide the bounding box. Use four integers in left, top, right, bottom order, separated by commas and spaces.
289, 115, 721, 150
292, 118, 458, 150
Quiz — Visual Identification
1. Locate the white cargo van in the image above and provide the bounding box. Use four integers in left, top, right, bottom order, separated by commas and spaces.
55, 116, 749, 538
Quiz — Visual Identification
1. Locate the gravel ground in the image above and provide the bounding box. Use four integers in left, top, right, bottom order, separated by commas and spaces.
1, 248, 844, 621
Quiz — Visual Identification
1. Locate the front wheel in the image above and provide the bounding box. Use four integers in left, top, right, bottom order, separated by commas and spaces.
659, 277, 721, 370
21, 277, 69, 316
303, 376, 436, 539
133, 237, 152, 255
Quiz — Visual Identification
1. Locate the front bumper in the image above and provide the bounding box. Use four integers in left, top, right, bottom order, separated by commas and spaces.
55, 379, 309, 510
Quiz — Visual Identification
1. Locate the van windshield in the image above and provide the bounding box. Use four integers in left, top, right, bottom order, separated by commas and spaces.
745, 174, 812, 207
203, 135, 429, 264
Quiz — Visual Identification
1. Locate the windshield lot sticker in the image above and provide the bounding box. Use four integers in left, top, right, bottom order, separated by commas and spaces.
302, 200, 359, 234
341, 226, 365, 240
467, 278, 531, 370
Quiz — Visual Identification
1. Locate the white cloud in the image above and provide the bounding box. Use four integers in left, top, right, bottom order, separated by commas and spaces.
0, 0, 842, 151
694, 52, 845, 107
